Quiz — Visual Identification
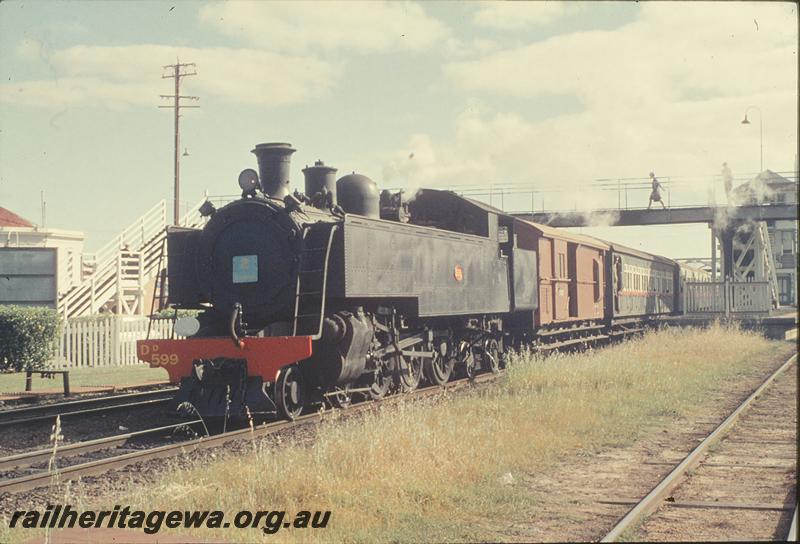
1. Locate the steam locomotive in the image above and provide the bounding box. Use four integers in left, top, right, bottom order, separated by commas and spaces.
137, 142, 704, 420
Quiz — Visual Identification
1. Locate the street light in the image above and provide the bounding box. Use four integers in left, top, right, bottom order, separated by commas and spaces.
741, 106, 763, 173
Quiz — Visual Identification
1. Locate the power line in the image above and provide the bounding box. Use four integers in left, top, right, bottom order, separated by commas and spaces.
159, 59, 199, 225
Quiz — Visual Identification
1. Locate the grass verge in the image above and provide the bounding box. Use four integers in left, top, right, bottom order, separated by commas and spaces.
1, 324, 792, 543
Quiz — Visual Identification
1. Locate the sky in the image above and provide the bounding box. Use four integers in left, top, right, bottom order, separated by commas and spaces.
0, 0, 797, 257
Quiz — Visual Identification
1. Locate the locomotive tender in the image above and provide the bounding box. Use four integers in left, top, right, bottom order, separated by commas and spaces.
137, 142, 702, 420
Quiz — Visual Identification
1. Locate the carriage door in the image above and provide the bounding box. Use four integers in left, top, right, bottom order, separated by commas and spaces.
553, 240, 570, 320
567, 243, 578, 318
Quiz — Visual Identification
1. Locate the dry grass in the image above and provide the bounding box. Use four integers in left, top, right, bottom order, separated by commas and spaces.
1, 324, 787, 543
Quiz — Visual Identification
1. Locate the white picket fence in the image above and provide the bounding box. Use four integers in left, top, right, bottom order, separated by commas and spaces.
684, 280, 772, 315
56, 315, 176, 367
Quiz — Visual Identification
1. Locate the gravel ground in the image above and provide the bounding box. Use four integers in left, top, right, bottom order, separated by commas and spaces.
0, 403, 180, 457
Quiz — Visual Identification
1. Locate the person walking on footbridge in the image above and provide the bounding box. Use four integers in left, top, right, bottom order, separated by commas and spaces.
647, 172, 666, 210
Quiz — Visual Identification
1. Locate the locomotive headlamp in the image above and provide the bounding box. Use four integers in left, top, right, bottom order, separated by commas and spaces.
174, 316, 201, 337
238, 168, 260, 193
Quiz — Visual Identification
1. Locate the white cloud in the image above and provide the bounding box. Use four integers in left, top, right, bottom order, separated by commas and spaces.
446, 2, 797, 110
0, 44, 341, 110
15, 39, 46, 61
369, 1, 797, 203
199, 0, 450, 53
472, 1, 570, 29
443, 37, 501, 59
375, 84, 797, 209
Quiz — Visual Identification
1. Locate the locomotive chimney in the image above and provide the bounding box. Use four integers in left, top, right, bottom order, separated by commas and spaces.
302, 160, 338, 205
251, 143, 296, 199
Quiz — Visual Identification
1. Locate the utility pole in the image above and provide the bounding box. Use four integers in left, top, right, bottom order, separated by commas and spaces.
159, 59, 199, 225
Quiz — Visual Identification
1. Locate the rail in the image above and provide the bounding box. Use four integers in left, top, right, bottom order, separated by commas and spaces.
601, 353, 797, 542
0, 388, 178, 428
0, 420, 201, 473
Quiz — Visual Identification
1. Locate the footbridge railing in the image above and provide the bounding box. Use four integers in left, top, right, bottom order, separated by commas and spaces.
58, 196, 209, 318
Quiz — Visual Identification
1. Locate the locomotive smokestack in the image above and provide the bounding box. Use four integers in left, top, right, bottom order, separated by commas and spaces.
251, 143, 296, 199
302, 160, 338, 205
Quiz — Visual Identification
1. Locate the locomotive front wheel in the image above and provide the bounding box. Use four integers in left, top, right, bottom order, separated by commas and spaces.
275, 364, 305, 420
368, 363, 391, 400
424, 342, 454, 386
483, 338, 501, 374
397, 349, 423, 393
464, 352, 477, 380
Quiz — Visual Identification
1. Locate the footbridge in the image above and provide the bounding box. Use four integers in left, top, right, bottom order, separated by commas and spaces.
512, 203, 798, 228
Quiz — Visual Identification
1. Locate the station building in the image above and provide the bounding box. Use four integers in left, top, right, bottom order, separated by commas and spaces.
0, 206, 85, 307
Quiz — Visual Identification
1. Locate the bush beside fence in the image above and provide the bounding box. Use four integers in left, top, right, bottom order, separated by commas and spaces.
0, 306, 61, 371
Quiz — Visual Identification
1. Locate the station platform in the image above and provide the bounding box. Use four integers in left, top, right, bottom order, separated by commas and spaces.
662, 310, 797, 340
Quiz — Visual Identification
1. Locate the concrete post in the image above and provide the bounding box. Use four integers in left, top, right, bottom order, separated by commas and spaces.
711, 227, 717, 280
719, 227, 736, 281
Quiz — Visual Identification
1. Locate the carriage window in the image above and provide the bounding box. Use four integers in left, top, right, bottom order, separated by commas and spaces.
497, 226, 509, 243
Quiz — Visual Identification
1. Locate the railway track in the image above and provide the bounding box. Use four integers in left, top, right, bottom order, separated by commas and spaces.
0, 371, 501, 496
0, 388, 178, 429
601, 353, 797, 542
0, 420, 204, 486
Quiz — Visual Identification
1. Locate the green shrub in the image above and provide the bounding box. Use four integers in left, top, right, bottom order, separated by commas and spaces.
154, 307, 201, 319
0, 305, 60, 371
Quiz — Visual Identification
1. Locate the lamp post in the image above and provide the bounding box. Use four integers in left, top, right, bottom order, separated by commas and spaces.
741, 106, 763, 173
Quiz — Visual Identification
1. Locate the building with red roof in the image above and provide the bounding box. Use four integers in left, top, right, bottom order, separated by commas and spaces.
0, 207, 36, 228
1, 205, 85, 304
